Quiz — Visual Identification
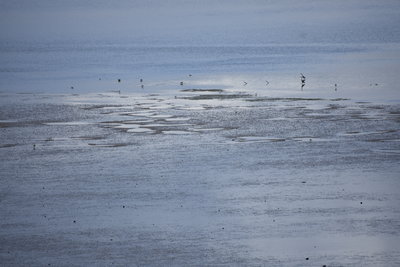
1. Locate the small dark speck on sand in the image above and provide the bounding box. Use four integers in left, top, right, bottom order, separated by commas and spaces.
301, 181, 306, 183
323, 265, 327, 267
123, 205, 125, 208
305, 257, 309, 260
360, 202, 363, 204
73, 220, 76, 223
222, 227, 224, 230
110, 239, 113, 241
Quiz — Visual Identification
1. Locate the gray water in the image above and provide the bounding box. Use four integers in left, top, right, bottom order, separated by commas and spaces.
1, 0, 400, 266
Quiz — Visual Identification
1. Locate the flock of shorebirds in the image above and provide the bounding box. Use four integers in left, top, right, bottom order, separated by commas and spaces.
69, 73, 345, 92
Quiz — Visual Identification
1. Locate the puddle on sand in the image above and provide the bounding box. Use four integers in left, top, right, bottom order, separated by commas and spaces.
148, 114, 175, 119
161, 130, 194, 135
126, 128, 155, 134
164, 117, 191, 122
119, 120, 154, 124
190, 127, 225, 132
144, 123, 193, 127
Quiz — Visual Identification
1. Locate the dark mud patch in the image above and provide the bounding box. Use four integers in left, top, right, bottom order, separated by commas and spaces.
43, 121, 93, 126
88, 143, 131, 148
182, 93, 253, 100
0, 122, 17, 128
0, 120, 46, 128
181, 89, 224, 93
246, 97, 324, 102
0, 144, 18, 148
81, 104, 126, 110
231, 136, 286, 143
326, 104, 346, 110
330, 98, 350, 101
367, 138, 399, 143
71, 136, 105, 141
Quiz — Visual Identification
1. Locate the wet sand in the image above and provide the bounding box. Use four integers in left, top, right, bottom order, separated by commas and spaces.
1, 91, 400, 266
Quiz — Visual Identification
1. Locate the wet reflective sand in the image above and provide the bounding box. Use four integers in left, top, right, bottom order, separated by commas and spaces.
1, 91, 399, 266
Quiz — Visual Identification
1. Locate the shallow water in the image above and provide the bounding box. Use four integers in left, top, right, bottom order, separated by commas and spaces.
1, 42, 400, 103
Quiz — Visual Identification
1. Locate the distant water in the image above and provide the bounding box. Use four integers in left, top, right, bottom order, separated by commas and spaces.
0, 41, 399, 102
1, 0, 400, 101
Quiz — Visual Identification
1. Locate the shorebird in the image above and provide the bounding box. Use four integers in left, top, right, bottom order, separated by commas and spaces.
140, 78, 143, 83
118, 79, 121, 83
300, 73, 306, 83
300, 73, 306, 90
180, 81, 184, 86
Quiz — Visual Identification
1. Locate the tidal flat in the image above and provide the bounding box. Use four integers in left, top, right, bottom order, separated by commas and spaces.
1, 91, 399, 266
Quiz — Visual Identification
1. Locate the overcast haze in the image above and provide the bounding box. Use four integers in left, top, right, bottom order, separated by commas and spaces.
1, 0, 400, 45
